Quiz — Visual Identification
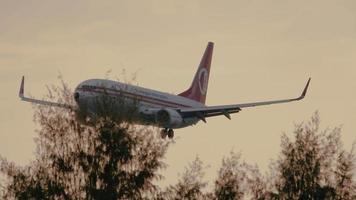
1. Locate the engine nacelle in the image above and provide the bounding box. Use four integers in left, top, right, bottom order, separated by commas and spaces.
155, 108, 183, 128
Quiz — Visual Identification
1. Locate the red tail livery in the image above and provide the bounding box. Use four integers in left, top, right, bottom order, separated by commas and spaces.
178, 42, 214, 105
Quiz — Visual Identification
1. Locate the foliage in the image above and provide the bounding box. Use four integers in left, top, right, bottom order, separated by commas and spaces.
162, 157, 209, 200
273, 112, 356, 200
213, 152, 247, 200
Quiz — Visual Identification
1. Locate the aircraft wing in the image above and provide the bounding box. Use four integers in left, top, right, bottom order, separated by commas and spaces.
179, 78, 311, 122
19, 76, 75, 109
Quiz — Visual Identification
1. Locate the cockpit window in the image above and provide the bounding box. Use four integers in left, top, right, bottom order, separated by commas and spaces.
81, 85, 96, 90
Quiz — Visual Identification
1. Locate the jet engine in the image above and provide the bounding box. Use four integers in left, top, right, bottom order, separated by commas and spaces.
155, 108, 183, 128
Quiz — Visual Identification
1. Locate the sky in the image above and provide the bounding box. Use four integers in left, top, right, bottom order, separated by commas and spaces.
1, 0, 356, 187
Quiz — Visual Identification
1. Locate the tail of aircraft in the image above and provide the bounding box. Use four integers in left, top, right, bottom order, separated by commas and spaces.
178, 42, 214, 105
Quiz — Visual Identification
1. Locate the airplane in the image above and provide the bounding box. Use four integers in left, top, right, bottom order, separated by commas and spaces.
19, 42, 311, 139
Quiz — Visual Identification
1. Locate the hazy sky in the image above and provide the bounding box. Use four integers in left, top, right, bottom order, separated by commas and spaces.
1, 0, 356, 186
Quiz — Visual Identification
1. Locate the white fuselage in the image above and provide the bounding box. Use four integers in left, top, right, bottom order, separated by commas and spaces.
74, 79, 203, 128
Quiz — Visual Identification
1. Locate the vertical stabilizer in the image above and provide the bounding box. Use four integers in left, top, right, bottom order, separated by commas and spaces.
178, 42, 214, 105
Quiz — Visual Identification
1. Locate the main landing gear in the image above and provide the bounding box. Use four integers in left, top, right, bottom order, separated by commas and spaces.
160, 128, 174, 139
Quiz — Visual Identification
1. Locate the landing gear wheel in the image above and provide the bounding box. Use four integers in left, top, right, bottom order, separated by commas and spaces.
160, 129, 167, 139
167, 129, 174, 139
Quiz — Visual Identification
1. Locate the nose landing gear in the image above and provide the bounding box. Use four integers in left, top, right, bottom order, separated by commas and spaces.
160, 128, 174, 139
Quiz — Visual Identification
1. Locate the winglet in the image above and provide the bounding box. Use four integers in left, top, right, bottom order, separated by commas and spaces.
297, 78, 311, 100
19, 76, 25, 99
17, 76, 74, 109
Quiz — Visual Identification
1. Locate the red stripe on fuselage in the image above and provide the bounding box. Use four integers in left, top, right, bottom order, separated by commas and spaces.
78, 86, 192, 108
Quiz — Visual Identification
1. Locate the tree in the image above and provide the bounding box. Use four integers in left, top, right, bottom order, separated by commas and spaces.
245, 165, 271, 200
272, 112, 356, 200
213, 152, 247, 200
334, 147, 356, 200
0, 80, 170, 200
164, 157, 209, 200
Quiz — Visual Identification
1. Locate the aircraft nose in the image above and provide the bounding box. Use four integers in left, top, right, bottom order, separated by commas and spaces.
74, 92, 80, 102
